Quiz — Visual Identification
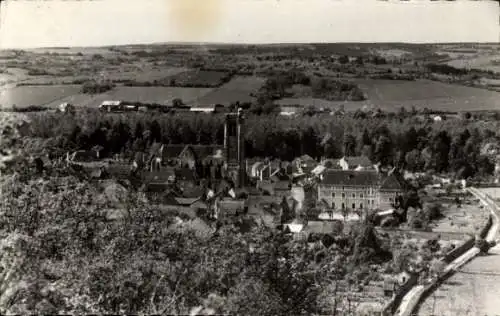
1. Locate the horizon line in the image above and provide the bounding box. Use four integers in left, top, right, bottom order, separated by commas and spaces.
4, 41, 500, 51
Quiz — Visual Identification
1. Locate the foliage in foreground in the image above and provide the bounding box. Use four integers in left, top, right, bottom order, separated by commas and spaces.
0, 167, 401, 315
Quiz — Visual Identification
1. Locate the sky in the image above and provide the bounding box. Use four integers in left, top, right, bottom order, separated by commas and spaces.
0, 0, 498, 49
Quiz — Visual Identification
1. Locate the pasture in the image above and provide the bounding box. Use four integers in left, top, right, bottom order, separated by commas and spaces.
103, 67, 187, 83
196, 76, 266, 105
446, 53, 500, 73
166, 70, 232, 87
43, 86, 214, 108
0, 85, 81, 108
276, 79, 500, 112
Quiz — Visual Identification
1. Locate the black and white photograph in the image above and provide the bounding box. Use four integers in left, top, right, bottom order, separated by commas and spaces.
1, 0, 500, 315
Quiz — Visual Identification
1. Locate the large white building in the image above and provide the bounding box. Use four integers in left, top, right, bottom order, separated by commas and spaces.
317, 169, 404, 211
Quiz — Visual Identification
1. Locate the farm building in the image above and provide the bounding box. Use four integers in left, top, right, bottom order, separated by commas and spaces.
58, 102, 75, 113
190, 104, 225, 113
280, 105, 303, 116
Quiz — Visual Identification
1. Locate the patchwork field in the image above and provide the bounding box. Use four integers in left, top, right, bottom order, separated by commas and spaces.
0, 85, 81, 108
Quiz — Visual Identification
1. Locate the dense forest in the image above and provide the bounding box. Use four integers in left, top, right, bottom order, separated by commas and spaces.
24, 110, 498, 179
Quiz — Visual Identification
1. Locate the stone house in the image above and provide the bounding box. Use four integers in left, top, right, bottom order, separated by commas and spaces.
317, 170, 404, 211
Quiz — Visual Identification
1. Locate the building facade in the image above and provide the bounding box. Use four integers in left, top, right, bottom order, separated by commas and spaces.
317, 170, 403, 211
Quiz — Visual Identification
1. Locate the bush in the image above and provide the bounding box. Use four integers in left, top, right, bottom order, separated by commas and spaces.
81, 80, 115, 94
475, 238, 490, 254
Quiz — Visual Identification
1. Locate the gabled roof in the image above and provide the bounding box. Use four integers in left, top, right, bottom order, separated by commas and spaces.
380, 174, 404, 191
175, 197, 201, 206
143, 168, 175, 183
162, 145, 186, 159
343, 156, 373, 168
322, 170, 380, 186
71, 150, 98, 162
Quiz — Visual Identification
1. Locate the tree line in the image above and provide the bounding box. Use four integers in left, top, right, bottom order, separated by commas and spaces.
24, 110, 499, 178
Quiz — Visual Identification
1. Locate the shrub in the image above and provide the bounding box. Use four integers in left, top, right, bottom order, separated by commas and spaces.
475, 238, 490, 254
81, 80, 115, 94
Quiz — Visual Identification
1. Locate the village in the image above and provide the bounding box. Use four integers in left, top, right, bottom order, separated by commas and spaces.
27, 108, 495, 315
61, 110, 407, 228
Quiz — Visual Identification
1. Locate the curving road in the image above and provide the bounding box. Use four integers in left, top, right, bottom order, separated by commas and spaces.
416, 188, 500, 316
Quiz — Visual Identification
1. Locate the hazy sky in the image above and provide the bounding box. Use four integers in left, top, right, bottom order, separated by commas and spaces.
0, 0, 498, 49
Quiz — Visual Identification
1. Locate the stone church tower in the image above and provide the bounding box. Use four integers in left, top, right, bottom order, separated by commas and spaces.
224, 109, 245, 188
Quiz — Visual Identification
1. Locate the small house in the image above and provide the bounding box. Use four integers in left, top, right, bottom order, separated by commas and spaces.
280, 105, 302, 116
99, 100, 122, 112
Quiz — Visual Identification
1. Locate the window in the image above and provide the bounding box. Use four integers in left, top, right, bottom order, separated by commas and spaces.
360, 203, 363, 209
370, 200, 374, 205
332, 202, 335, 209
352, 203, 356, 209
342, 203, 345, 209
342, 193, 346, 199
342, 186, 345, 191
332, 192, 336, 198
360, 193, 364, 198
352, 193, 356, 198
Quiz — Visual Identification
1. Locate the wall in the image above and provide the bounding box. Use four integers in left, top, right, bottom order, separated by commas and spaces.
381, 273, 419, 316
440, 237, 475, 264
